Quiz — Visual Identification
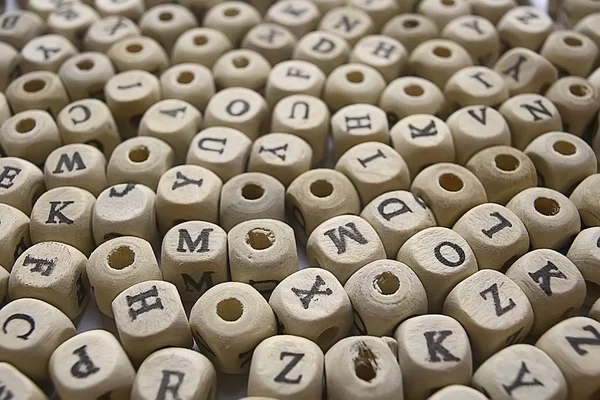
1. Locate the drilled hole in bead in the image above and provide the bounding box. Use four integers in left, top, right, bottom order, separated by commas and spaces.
107, 246, 135, 270
403, 19, 419, 28
404, 84, 424, 96
23, 79, 46, 93
563, 36, 583, 47
159, 11, 173, 21
439, 173, 463, 192
569, 84, 590, 97
354, 343, 378, 382
317, 326, 339, 347
246, 228, 275, 250
433, 46, 452, 58
310, 179, 333, 198
534, 197, 560, 216
216, 298, 243, 321
495, 154, 520, 172
233, 56, 249, 68
194, 35, 208, 45
76, 59, 94, 70
15, 118, 36, 134
223, 7, 239, 16
242, 183, 264, 200
346, 71, 364, 83
373, 271, 399, 295
177, 71, 194, 84
126, 43, 143, 53
553, 140, 577, 156
128, 146, 150, 162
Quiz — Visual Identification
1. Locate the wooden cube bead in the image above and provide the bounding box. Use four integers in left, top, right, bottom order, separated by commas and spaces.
345, 259, 427, 336
0, 42, 21, 93
6, 71, 69, 119
347, 0, 398, 27
536, 317, 600, 399
161, 221, 227, 303
498, 6, 553, 51
271, 94, 330, 166
171, 27, 233, 69
411, 163, 487, 227
0, 298, 76, 382
417, 0, 471, 30
286, 169, 361, 241
47, 4, 100, 49
0, 110, 62, 166
494, 47, 558, 97
546, 77, 600, 137
471, 344, 568, 400
139, 4, 198, 54
213, 49, 270, 91
566, 228, 600, 301
20, 34, 77, 74
324, 63, 386, 112
265, 60, 325, 107
506, 249, 586, 337
575, 13, 600, 50
307, 215, 386, 284
445, 66, 509, 111
441, 16, 500, 67
349, 35, 406, 84
427, 385, 487, 400
506, 187, 581, 250
264, 0, 320, 38
395, 315, 472, 400
0, 362, 47, 400
270, 268, 352, 349
541, 31, 599, 78
0, 157, 45, 216
443, 269, 534, 362
318, 7, 374, 47
331, 103, 389, 159
379, 77, 446, 122
409, 39, 473, 89
559, 0, 600, 28
293, 30, 350, 76
159, 63, 215, 113
202, 1, 261, 46
92, 183, 159, 246
325, 336, 403, 400
469, 0, 516, 24
453, 203, 529, 271
248, 335, 324, 400
190, 282, 277, 374
0, 267, 7, 303
0, 11, 45, 50
570, 174, 600, 226
335, 142, 410, 206
591, 297, 600, 321
57, 52, 114, 101
49, 330, 136, 400
220, 173, 285, 232
242, 23, 296, 67
131, 348, 217, 400
107, 36, 169, 75
9, 241, 89, 319
382, 14, 439, 53
84, 16, 141, 53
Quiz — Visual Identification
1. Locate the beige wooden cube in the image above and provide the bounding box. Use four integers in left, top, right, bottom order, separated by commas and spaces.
265, 60, 326, 107
269, 268, 352, 350
380, 77, 446, 123
409, 39, 473, 89
349, 35, 406, 83
0, 42, 20, 93
0, 157, 45, 216
0, 11, 45, 50
493, 47, 558, 97
536, 317, 600, 399
95, 0, 145, 22
575, 12, 600, 50
6, 71, 69, 119
470, 0, 516, 24
443, 270, 534, 362
159, 63, 215, 113
307, 215, 386, 284
417, 0, 471, 30
397, 227, 478, 312
293, 30, 350, 76
325, 336, 403, 400
559, 0, 600, 28
243, 23, 297, 67
0, 267, 7, 303
506, 249, 586, 337
331, 103, 389, 160
345, 259, 427, 336
0, 204, 30, 273
347, 0, 398, 28
395, 315, 472, 400
591, 298, 600, 321
139, 4, 198, 53
318, 7, 374, 46
471, 344, 568, 400
442, 15, 500, 67
445, 66, 509, 112
131, 348, 217, 400
47, 4, 99, 49
541, 30, 599, 78
382, 13, 438, 53
87, 236, 161, 317
84, 16, 141, 53
190, 282, 277, 373
0, 362, 47, 400
171, 27, 233, 68
9, 241, 89, 320
265, 0, 320, 38
324, 64, 386, 112
0, 298, 76, 382
213, 49, 270, 91
49, 330, 136, 400
20, 34, 78, 73
498, 6, 553, 50
58, 52, 114, 102
107, 36, 169, 75
506, 187, 581, 250
202, 1, 261, 46
428, 385, 487, 400
570, 174, 600, 226
567, 228, 600, 305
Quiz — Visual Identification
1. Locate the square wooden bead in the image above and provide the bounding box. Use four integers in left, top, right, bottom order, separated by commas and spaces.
0, 204, 30, 273
95, 0, 145, 22
331, 103, 389, 160
9, 242, 89, 320
379, 77, 446, 122
0, 362, 47, 400
171, 27, 233, 68
293, 30, 350, 75
566, 228, 600, 305
265, 0, 321, 38
160, 64, 215, 113
58, 52, 115, 101
20, 34, 78, 73
203, 1, 261, 46
47, 3, 100, 49
445, 66, 509, 111
545, 77, 600, 137
107, 36, 169, 75
324, 63, 386, 112
570, 174, 600, 226
349, 35, 406, 83
242, 23, 297, 67
84, 16, 141, 53
442, 15, 501, 67
6, 71, 69, 119
497, 6, 553, 50
213, 49, 271, 91
558, 0, 600, 28
470, 0, 516, 24
139, 4, 198, 54
0, 298, 76, 382
0, 157, 45, 216
417, 0, 471, 30
265, 60, 326, 107
0, 11, 45, 50
409, 39, 473, 89
575, 13, 600, 50
49, 330, 136, 400
319, 6, 375, 46
493, 47, 558, 96
382, 14, 439, 53
0, 42, 22, 93
541, 30, 599, 78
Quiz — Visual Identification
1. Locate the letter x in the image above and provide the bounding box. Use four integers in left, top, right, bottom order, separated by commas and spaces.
291, 275, 332, 309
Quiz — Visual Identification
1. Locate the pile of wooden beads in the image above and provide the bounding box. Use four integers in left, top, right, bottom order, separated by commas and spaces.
1, 0, 600, 398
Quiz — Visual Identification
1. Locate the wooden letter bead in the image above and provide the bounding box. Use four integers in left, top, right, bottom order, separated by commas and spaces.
427, 385, 487, 400
506, 187, 581, 250
324, 63, 386, 112
471, 344, 568, 400
87, 236, 161, 317
0, 157, 45, 216
107, 137, 175, 191
441, 15, 500, 67
9, 241, 89, 320
445, 66, 509, 110
107, 36, 169, 75
6, 71, 69, 118
349, 35, 406, 83
92, 183, 159, 246
95, 0, 145, 22
286, 169, 361, 241
270, 268, 352, 349
446, 106, 510, 165
570, 174, 600, 226
330, 103, 389, 159
335, 142, 410, 206
506, 249, 586, 337
443, 270, 534, 362
112, 280, 193, 364
409, 39, 473, 89
84, 16, 141, 53
139, 4, 198, 53
575, 13, 600, 50
58, 52, 114, 101
220, 173, 285, 232
397, 227, 478, 312
379, 77, 446, 122
0, 204, 30, 272
0, 298, 76, 382
0, 267, 7, 303
265, 60, 325, 107
202, 1, 261, 46
541, 31, 599, 78
395, 315, 472, 400
160, 64, 215, 113
546, 77, 600, 137
591, 298, 600, 322
325, 336, 403, 400
497, 6, 553, 50
306, 215, 386, 284
293, 30, 349, 75
49, 330, 136, 400
190, 282, 277, 373
318, 7, 374, 47
204, 87, 269, 140
382, 14, 439, 53
536, 317, 600, 399
44, 144, 108, 197
0, 363, 47, 400
131, 348, 217, 400
559, 0, 600, 28
0, 11, 45, 50
20, 34, 78, 73
243, 23, 296, 67
0, 42, 21, 93
248, 335, 324, 400
417, 0, 470, 30
271, 94, 330, 166
0, 110, 62, 166
264, 0, 320, 38
171, 27, 233, 69
453, 203, 529, 271
345, 259, 427, 336
47, 4, 100, 49
494, 47, 558, 97
30, 187, 96, 256
469, 0, 516, 24
248, 133, 312, 187
213, 49, 271, 91
411, 163, 487, 227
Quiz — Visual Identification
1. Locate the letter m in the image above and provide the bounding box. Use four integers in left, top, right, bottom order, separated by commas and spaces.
177, 228, 213, 253
52, 151, 86, 174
